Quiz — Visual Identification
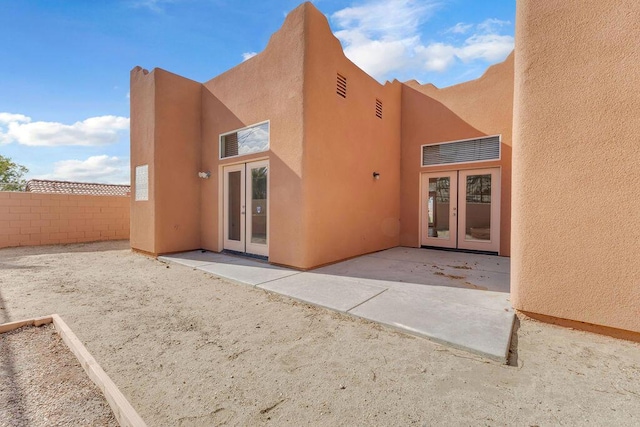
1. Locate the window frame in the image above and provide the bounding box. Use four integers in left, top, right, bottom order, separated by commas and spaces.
420, 135, 501, 167
219, 120, 270, 160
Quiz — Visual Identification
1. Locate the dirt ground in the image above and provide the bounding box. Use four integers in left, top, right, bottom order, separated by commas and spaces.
0, 325, 117, 427
0, 241, 638, 426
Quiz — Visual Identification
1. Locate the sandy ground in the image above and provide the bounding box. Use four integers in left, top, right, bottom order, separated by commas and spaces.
0, 241, 638, 426
0, 324, 117, 426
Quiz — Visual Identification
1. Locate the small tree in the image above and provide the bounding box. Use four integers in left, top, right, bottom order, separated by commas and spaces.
0, 155, 29, 191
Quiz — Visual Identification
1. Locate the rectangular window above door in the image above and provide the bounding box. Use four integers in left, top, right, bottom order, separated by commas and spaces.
422, 135, 500, 167
220, 121, 270, 159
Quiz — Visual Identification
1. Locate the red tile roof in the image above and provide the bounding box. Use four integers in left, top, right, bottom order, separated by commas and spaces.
25, 179, 130, 196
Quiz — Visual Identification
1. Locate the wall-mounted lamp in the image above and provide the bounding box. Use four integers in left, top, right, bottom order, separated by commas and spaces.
372, 172, 380, 180
198, 171, 211, 179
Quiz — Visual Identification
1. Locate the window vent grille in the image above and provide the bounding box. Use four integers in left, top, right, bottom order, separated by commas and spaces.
336, 73, 347, 98
375, 99, 383, 119
422, 135, 500, 166
223, 132, 239, 158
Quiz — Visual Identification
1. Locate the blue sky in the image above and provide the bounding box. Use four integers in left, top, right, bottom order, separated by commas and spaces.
0, 0, 515, 184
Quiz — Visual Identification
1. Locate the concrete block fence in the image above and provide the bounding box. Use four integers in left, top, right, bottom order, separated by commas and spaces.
0, 192, 129, 249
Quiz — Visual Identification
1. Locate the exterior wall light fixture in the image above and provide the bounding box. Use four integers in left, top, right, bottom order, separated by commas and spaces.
198, 171, 211, 179
373, 172, 380, 180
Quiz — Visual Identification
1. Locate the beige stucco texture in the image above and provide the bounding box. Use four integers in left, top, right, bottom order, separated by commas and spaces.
511, 0, 640, 333
201, 5, 306, 267
401, 54, 513, 256
301, 7, 402, 267
130, 2, 514, 269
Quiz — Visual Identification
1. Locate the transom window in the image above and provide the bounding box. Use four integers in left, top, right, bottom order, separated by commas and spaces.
220, 121, 270, 159
422, 135, 500, 167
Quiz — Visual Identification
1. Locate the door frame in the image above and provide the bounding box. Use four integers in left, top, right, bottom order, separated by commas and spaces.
419, 167, 501, 253
420, 171, 458, 249
245, 160, 269, 257
219, 157, 270, 257
222, 163, 245, 253
457, 168, 500, 252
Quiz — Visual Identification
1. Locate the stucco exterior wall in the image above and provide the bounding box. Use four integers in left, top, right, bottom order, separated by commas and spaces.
301, 6, 402, 268
512, 0, 640, 333
400, 54, 513, 255
129, 2, 515, 269
130, 68, 202, 255
0, 192, 129, 248
153, 70, 202, 254
130, 67, 156, 253
399, 87, 484, 248
200, 4, 306, 267
405, 54, 514, 255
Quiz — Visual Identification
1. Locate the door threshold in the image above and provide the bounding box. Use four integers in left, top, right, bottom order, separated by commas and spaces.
420, 246, 499, 256
221, 250, 269, 262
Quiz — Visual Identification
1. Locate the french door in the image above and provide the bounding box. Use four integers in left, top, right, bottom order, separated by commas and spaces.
223, 160, 268, 257
421, 168, 500, 252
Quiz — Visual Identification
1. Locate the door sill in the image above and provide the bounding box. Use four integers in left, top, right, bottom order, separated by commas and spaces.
420, 246, 499, 256
222, 250, 269, 262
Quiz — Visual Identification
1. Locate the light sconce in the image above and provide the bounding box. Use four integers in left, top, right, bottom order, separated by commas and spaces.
372, 172, 380, 180
198, 171, 211, 179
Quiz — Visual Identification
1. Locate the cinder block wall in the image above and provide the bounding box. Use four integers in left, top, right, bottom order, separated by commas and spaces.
0, 192, 129, 248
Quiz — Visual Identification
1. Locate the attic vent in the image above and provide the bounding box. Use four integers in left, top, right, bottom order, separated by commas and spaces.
375, 99, 383, 119
336, 73, 347, 98
422, 135, 501, 166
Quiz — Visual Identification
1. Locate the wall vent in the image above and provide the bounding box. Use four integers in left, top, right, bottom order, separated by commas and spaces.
375, 99, 383, 119
422, 135, 501, 166
336, 73, 347, 98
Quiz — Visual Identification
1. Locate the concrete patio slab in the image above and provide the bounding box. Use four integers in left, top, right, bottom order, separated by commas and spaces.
349, 285, 514, 361
159, 250, 237, 268
159, 247, 515, 362
257, 273, 388, 312
197, 262, 300, 286
314, 254, 509, 293
369, 246, 510, 275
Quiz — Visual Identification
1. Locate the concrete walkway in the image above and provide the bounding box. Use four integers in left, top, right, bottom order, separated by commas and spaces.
159, 247, 514, 362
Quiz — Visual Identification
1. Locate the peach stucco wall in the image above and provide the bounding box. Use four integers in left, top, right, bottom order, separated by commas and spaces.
302, 5, 401, 267
130, 68, 201, 255
0, 192, 129, 248
199, 3, 306, 267
130, 67, 156, 253
511, 1, 640, 333
400, 54, 514, 256
130, 2, 515, 268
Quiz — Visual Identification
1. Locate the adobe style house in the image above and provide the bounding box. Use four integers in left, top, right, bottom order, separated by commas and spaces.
131, 1, 639, 338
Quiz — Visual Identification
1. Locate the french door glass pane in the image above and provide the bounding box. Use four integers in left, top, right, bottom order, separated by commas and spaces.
250, 166, 267, 244
428, 177, 450, 239
465, 174, 491, 241
228, 171, 241, 241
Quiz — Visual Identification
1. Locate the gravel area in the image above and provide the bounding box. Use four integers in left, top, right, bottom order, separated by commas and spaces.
0, 241, 639, 426
0, 324, 117, 427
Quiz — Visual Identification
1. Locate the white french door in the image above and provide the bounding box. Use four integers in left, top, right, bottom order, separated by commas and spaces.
421, 168, 500, 252
223, 160, 269, 257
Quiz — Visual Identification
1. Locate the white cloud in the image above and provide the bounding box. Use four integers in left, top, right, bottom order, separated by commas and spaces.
0, 113, 30, 125
126, 91, 130, 99
455, 34, 514, 63
415, 43, 457, 72
445, 22, 473, 35
37, 155, 130, 185
242, 52, 258, 61
477, 18, 511, 34
330, 0, 514, 82
0, 113, 129, 147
